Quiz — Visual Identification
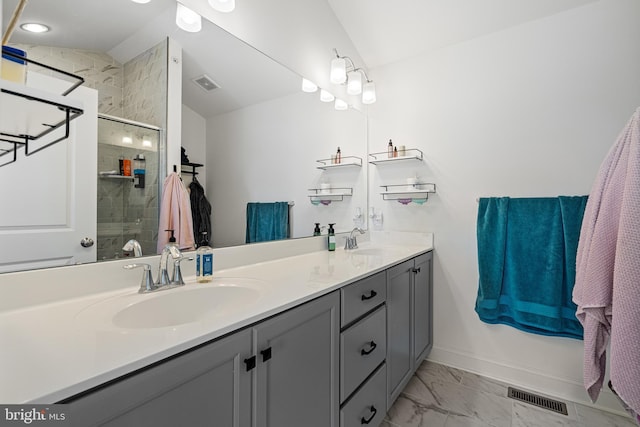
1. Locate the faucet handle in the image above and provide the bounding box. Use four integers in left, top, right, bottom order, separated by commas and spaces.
172, 256, 194, 286
124, 263, 157, 293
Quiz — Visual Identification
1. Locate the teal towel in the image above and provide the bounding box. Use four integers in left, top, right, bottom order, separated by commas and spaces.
475, 196, 587, 339
246, 202, 290, 244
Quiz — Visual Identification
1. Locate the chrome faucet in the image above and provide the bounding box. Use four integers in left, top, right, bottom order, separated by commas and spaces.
123, 263, 158, 293
122, 239, 143, 257
344, 227, 365, 250
157, 243, 181, 287
172, 255, 194, 286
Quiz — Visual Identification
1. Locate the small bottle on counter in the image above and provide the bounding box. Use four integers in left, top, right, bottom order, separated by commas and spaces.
387, 139, 393, 158
394, 147, 398, 157
336, 147, 342, 164
327, 223, 336, 251
313, 223, 322, 236
196, 232, 214, 283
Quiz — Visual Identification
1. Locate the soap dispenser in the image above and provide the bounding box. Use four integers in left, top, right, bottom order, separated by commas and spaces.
327, 223, 336, 251
313, 223, 322, 236
196, 232, 214, 283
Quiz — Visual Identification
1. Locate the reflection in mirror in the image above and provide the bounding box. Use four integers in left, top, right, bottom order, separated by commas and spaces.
0, 0, 367, 273
97, 116, 160, 260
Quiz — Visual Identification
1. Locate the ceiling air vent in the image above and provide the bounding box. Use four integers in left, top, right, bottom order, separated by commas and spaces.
192, 74, 220, 92
507, 387, 568, 415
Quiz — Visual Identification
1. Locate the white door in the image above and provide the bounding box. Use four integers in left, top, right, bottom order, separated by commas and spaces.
0, 73, 98, 273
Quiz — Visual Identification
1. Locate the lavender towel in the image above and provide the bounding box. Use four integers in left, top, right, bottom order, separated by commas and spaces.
573, 108, 640, 416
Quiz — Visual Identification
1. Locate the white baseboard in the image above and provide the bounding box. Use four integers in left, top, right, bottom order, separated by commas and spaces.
427, 346, 629, 417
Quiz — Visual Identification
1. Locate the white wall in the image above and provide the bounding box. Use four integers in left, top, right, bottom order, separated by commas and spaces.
206, 92, 367, 248
181, 104, 207, 189
368, 0, 640, 411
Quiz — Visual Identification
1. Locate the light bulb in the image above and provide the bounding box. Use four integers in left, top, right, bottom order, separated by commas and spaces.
362, 81, 376, 104
301, 78, 318, 93
20, 23, 50, 33
347, 71, 362, 95
334, 99, 348, 110
320, 89, 335, 102
176, 3, 202, 33
330, 57, 347, 84
208, 0, 236, 12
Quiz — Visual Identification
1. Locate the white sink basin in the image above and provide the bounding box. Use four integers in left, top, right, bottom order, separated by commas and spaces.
350, 248, 387, 256
113, 286, 258, 329
75, 278, 265, 329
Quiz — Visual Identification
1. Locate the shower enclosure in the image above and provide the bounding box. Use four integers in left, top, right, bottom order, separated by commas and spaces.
97, 115, 161, 261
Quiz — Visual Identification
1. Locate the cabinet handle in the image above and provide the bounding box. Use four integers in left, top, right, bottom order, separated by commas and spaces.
261, 347, 272, 362
360, 341, 377, 356
361, 290, 377, 301
412, 267, 421, 274
244, 356, 256, 372
361, 406, 377, 424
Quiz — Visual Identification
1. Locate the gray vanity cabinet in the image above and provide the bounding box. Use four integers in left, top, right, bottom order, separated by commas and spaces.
65, 290, 340, 427
66, 329, 252, 427
413, 252, 433, 365
386, 251, 433, 408
253, 290, 340, 427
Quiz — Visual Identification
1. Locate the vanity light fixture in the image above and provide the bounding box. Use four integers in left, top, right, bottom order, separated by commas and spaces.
334, 98, 348, 111
176, 2, 202, 33
122, 136, 133, 145
20, 23, 50, 33
301, 78, 318, 93
330, 48, 376, 104
320, 89, 335, 102
131, 0, 152, 3
208, 0, 236, 13
362, 81, 377, 104
142, 138, 153, 148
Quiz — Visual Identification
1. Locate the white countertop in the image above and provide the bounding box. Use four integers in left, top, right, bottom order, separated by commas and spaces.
0, 234, 432, 404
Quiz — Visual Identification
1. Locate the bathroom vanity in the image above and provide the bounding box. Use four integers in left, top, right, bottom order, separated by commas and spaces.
0, 233, 433, 427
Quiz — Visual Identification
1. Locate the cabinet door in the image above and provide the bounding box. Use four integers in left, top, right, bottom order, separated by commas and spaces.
386, 259, 414, 409
413, 251, 433, 365
254, 291, 340, 427
66, 330, 252, 427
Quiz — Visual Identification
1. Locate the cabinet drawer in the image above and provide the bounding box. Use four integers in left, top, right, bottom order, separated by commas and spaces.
340, 305, 386, 401
341, 271, 386, 327
340, 363, 387, 427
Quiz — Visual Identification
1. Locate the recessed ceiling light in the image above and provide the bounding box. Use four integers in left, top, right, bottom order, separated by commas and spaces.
20, 23, 50, 33
131, 0, 151, 3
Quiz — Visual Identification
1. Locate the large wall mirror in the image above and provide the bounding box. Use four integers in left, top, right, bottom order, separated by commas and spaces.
0, 0, 367, 273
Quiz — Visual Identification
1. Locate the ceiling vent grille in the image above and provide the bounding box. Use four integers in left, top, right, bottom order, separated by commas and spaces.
507, 387, 568, 415
192, 74, 220, 92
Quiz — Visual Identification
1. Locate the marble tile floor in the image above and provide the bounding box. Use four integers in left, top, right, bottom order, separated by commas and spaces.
382, 360, 637, 427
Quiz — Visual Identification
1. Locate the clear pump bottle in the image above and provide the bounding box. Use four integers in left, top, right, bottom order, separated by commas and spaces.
196, 232, 214, 283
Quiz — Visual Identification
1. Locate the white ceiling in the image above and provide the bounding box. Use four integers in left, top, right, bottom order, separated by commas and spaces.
2, 0, 300, 119
2, 0, 601, 117
327, 0, 599, 69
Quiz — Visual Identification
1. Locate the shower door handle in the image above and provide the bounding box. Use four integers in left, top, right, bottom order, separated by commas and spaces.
80, 237, 95, 248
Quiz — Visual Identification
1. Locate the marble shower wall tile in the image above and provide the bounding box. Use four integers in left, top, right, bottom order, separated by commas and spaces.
576, 404, 638, 427
10, 44, 124, 117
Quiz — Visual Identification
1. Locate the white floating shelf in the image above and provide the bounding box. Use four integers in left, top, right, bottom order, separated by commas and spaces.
379, 183, 436, 203
0, 79, 84, 140
316, 156, 362, 170
369, 148, 423, 165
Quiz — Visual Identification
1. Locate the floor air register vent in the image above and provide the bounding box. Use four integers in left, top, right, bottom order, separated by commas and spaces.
507, 387, 568, 415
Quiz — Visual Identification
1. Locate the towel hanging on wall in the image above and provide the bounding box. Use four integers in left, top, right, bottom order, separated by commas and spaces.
246, 202, 289, 244
157, 172, 195, 252
573, 108, 640, 419
475, 196, 587, 339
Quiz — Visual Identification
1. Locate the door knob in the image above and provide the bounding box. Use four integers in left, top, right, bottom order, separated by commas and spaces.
80, 237, 94, 248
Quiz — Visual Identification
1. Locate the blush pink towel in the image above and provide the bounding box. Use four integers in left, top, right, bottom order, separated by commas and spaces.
157, 172, 195, 253
573, 108, 640, 417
